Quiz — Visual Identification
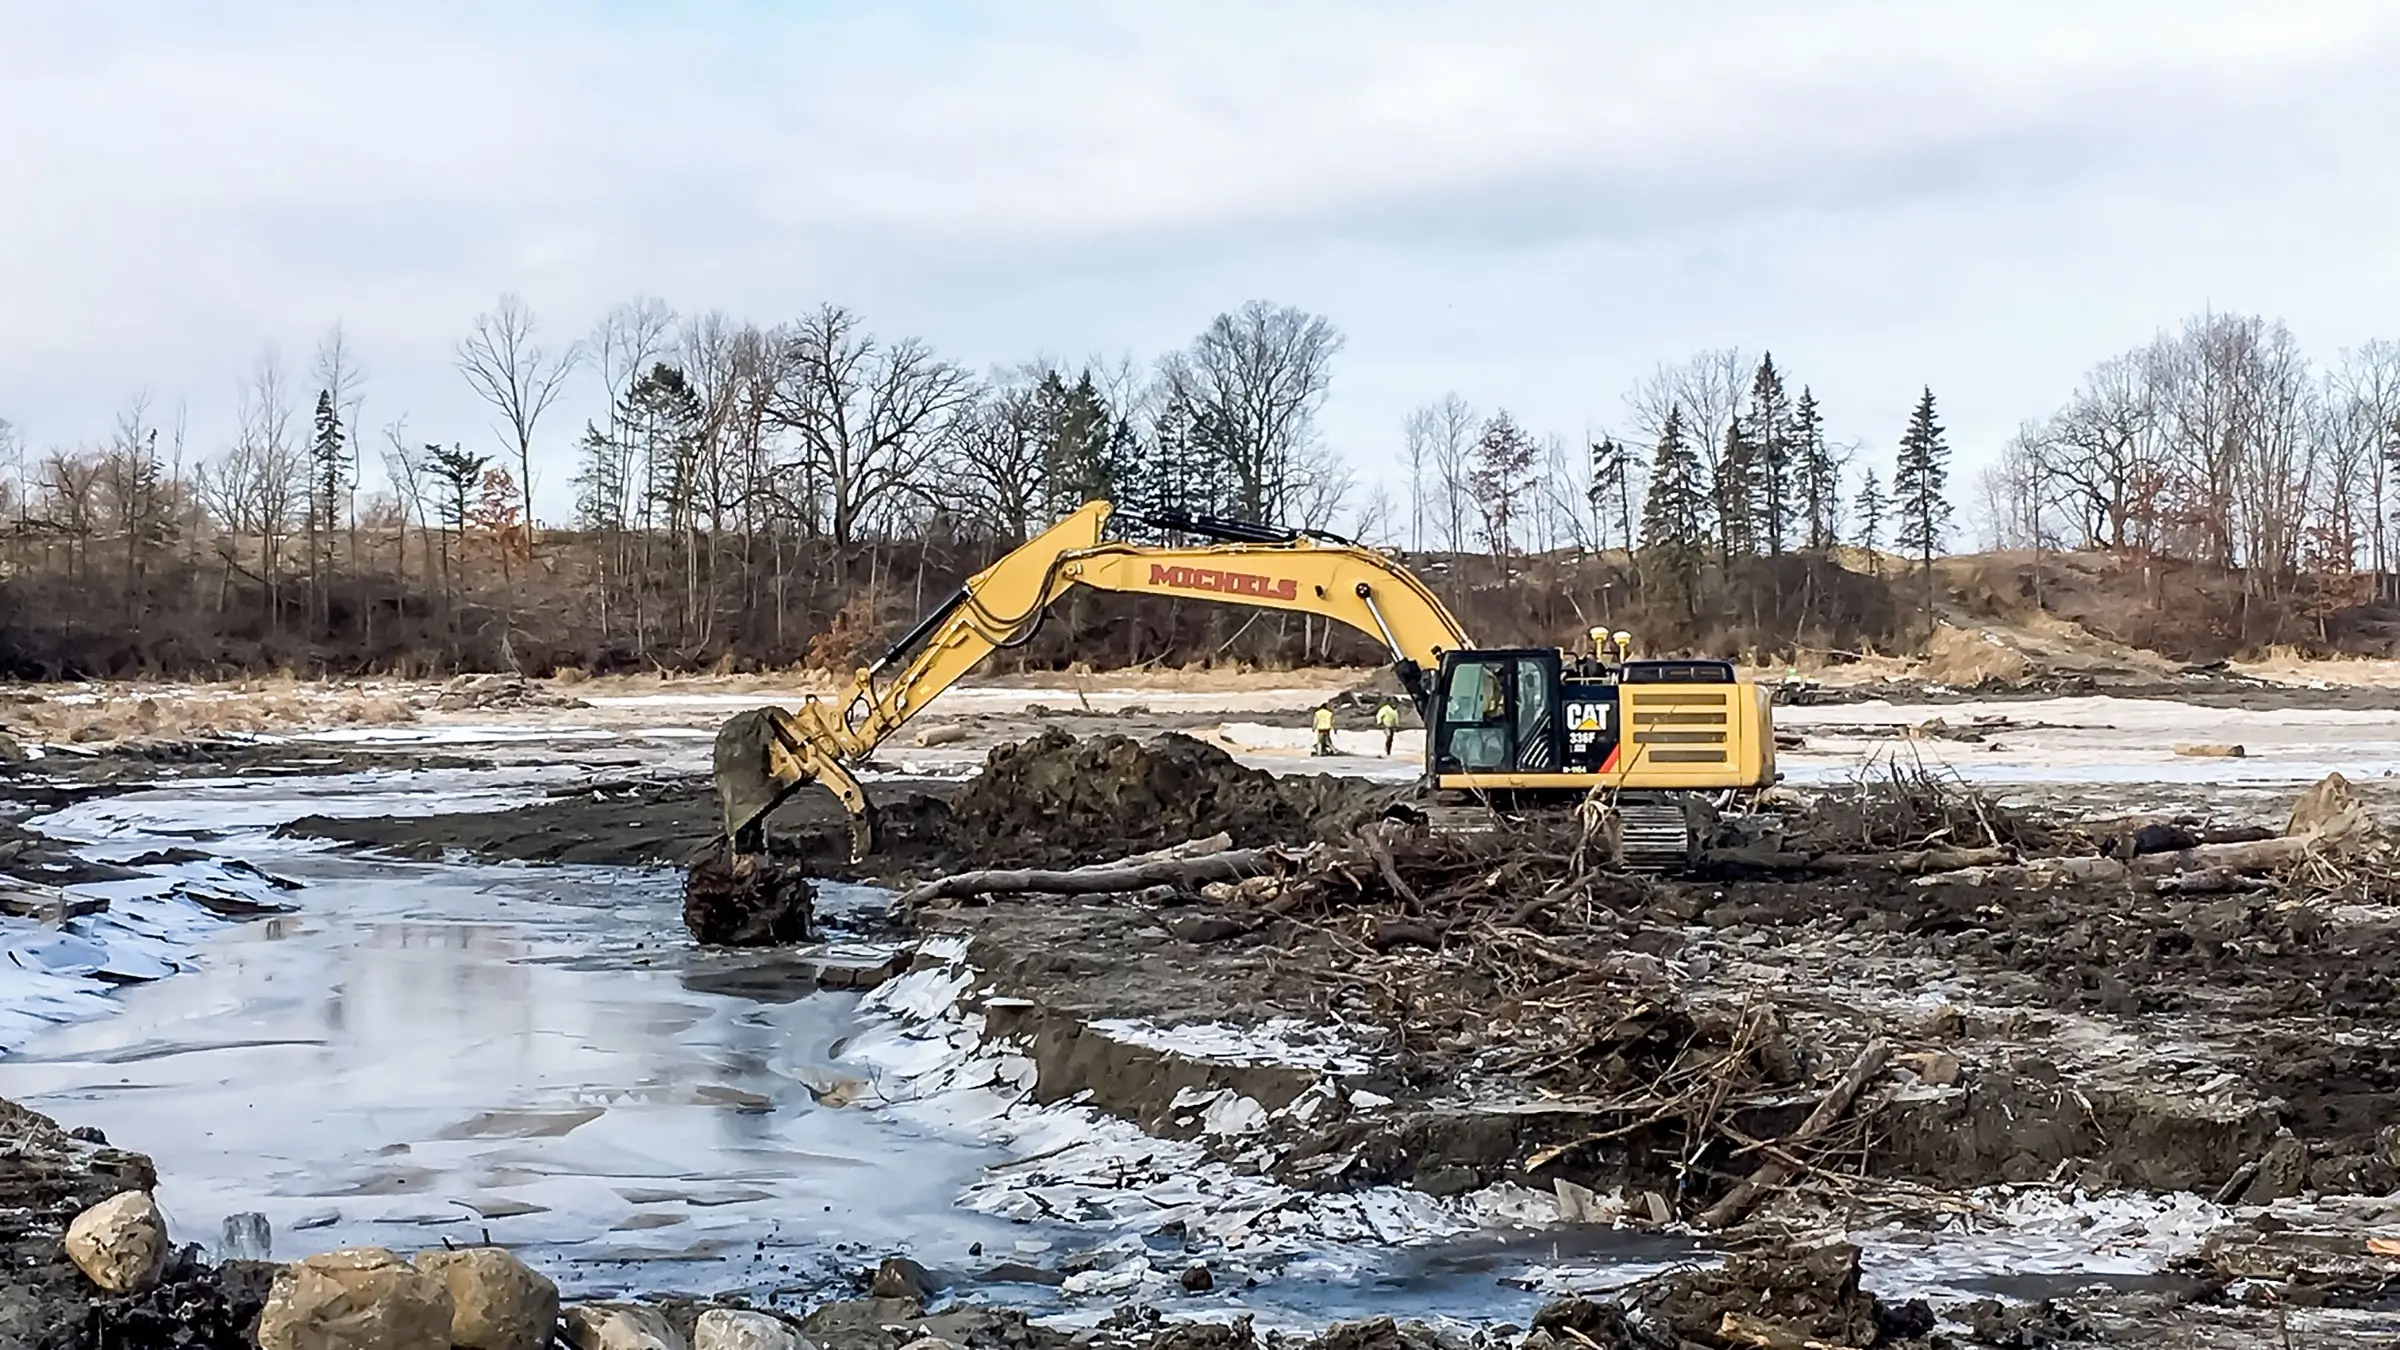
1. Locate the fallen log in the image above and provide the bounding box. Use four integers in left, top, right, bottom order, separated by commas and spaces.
2127, 836, 2312, 877
1819, 845, 2010, 875
2152, 867, 2273, 896
1697, 1038, 1892, 1229
1914, 856, 2129, 889
900, 847, 1276, 907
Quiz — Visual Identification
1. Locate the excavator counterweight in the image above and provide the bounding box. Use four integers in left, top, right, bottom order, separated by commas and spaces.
713, 500, 1776, 869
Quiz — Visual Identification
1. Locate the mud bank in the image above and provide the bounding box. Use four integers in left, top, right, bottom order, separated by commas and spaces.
1793, 668, 2400, 713
277, 728, 1395, 879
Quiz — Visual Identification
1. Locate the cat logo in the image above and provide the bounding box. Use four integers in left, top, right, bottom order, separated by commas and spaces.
1568, 701, 1607, 731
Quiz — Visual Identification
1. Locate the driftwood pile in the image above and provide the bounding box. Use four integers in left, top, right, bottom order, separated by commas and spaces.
909, 813, 1870, 1225
897, 764, 2397, 1227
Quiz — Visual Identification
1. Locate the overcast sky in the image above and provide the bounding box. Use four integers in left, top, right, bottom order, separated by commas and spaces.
5, 2, 2397, 523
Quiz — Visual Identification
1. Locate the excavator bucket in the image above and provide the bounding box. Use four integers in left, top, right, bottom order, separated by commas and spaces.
712, 706, 877, 861
713, 708, 798, 849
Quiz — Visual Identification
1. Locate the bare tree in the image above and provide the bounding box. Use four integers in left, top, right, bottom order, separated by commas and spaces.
1405, 394, 1478, 553
951, 375, 1050, 544
770, 305, 976, 557
1288, 441, 1355, 531
1624, 349, 1747, 556
381, 418, 433, 595
2330, 340, 2400, 596
457, 294, 583, 544
1171, 301, 1343, 521
1402, 410, 1431, 552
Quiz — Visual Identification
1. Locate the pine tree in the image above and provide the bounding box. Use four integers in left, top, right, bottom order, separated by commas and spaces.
426, 443, 490, 534
1039, 371, 1117, 514
573, 420, 628, 531
1589, 436, 1636, 554
1639, 406, 1707, 616
1792, 388, 1841, 551
1854, 466, 1886, 573
1892, 387, 1952, 631
1140, 384, 1231, 530
309, 390, 348, 539
1746, 355, 1794, 555
1714, 413, 1758, 561
304, 389, 349, 635
1468, 411, 1537, 577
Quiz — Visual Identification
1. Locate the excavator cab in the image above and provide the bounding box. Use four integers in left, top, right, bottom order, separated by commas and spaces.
1429, 649, 1566, 775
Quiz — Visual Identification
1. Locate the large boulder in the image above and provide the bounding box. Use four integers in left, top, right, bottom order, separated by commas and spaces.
694, 1307, 807, 1350
63, 1190, 170, 1293
415, 1245, 560, 1350
567, 1301, 688, 1350
256, 1247, 454, 1350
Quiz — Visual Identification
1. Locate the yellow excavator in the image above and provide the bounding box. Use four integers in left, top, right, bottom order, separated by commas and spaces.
714, 500, 1778, 868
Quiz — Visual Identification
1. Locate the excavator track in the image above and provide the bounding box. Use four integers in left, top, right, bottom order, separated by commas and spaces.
1397, 792, 1705, 872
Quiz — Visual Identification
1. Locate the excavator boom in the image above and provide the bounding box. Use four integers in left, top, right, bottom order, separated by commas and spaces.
715, 500, 1474, 857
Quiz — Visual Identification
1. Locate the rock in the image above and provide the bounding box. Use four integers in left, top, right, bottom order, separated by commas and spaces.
0, 730, 24, 763
2128, 821, 2200, 855
219, 1210, 272, 1261
257, 1246, 456, 1350
2243, 1132, 2311, 1205
871, 1254, 937, 1301
2174, 743, 2246, 758
1182, 1263, 1214, 1293
566, 1301, 687, 1350
63, 1190, 170, 1293
1904, 1050, 1962, 1087
1909, 1004, 1966, 1040
1168, 913, 1248, 944
415, 1245, 561, 1350
1532, 1296, 1640, 1350
694, 1308, 807, 1350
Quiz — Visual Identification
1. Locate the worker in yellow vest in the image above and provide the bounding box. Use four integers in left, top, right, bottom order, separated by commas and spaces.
1375, 701, 1400, 756
1311, 705, 1336, 757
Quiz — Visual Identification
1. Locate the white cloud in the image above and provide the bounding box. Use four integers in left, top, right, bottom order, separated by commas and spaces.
3, 0, 2396, 516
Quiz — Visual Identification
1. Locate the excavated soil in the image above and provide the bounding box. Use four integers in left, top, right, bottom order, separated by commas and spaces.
947, 728, 1397, 862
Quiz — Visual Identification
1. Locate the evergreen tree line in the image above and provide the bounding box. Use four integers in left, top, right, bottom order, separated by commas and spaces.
1401, 353, 1952, 645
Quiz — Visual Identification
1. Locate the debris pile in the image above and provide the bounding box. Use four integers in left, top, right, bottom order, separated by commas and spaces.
432, 673, 591, 712
684, 852, 816, 946
1530, 1242, 1937, 1349
945, 729, 1392, 862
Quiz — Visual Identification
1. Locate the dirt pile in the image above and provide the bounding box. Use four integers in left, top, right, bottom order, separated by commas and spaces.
432, 673, 590, 712
1921, 625, 2036, 688
946, 729, 1394, 863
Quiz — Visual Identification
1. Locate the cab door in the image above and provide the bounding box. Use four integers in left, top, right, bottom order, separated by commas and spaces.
1430, 649, 1564, 777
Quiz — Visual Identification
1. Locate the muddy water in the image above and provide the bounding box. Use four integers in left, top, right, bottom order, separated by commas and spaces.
0, 852, 1039, 1299
0, 772, 1667, 1323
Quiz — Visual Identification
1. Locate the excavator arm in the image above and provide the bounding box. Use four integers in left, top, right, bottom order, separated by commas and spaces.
715, 499, 1472, 859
